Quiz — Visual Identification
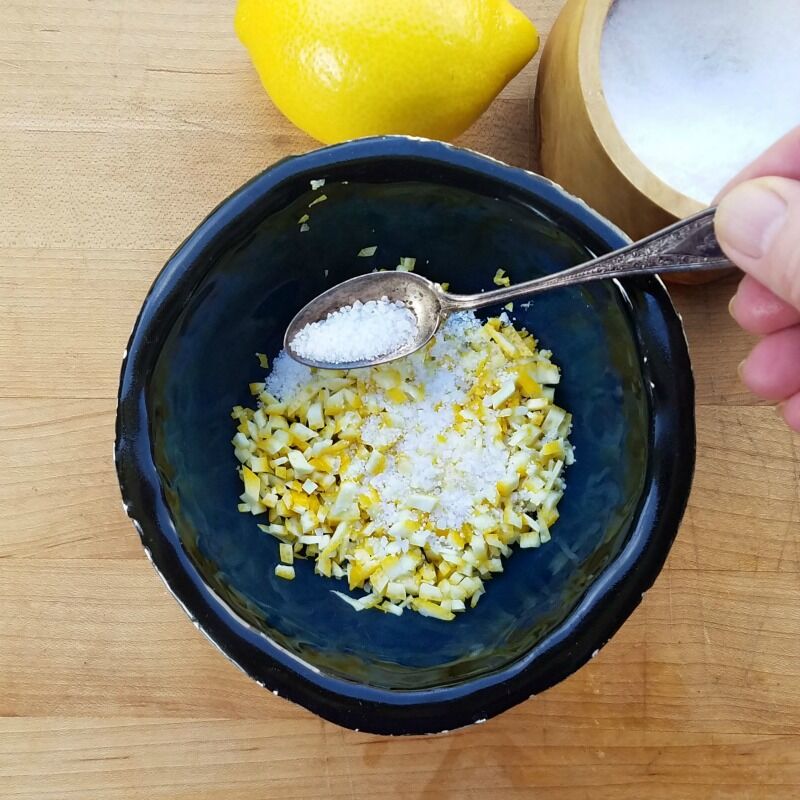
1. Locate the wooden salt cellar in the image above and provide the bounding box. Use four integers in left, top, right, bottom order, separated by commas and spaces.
535, 0, 725, 284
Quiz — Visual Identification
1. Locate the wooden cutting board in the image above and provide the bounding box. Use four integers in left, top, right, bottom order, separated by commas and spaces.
1, 2, 798, 797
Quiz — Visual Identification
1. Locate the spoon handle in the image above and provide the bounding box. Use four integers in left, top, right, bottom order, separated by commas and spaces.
441, 206, 734, 312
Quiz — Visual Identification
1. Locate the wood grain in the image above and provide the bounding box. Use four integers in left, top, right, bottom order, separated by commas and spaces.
1, 1, 798, 798
2, 718, 797, 800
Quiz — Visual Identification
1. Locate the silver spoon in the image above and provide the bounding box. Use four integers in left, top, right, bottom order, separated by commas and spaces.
285, 206, 731, 370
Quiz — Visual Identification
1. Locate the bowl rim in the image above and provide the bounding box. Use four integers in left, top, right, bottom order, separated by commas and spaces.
578, 0, 704, 219
115, 135, 695, 735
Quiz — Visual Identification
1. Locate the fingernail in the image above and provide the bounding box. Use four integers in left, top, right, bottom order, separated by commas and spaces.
728, 293, 737, 319
737, 359, 747, 380
716, 182, 788, 259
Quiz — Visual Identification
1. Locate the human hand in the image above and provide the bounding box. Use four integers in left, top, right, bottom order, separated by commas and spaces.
715, 126, 800, 432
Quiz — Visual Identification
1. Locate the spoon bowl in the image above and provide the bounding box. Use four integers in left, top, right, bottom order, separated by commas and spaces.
284, 271, 445, 369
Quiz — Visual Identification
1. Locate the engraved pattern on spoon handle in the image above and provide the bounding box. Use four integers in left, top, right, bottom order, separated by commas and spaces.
443, 207, 734, 312
596, 206, 731, 274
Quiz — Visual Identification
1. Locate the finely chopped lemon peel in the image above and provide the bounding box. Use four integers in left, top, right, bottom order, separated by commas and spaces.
232, 276, 574, 621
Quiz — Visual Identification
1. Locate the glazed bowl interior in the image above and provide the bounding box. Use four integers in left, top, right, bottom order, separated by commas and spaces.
151, 171, 647, 689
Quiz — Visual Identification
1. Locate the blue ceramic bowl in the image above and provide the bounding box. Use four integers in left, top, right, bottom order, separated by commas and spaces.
116, 137, 694, 735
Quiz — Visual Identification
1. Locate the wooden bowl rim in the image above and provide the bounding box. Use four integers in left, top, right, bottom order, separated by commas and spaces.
577, 0, 705, 218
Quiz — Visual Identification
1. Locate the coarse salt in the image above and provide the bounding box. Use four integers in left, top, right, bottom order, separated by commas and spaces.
290, 297, 418, 363
601, 0, 800, 204
353, 313, 507, 531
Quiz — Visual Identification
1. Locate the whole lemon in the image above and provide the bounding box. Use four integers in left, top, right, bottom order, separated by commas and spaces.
235, 0, 539, 144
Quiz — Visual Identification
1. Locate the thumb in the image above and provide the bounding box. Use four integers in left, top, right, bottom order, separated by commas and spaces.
715, 177, 800, 312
